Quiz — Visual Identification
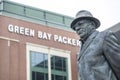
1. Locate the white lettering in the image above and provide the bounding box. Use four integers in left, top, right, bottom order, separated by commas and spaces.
43, 32, 48, 39
77, 40, 81, 46
72, 39, 76, 45
58, 36, 63, 43
47, 33, 52, 40
67, 38, 72, 45
8, 24, 80, 46
8, 24, 35, 37
38, 31, 52, 40
25, 28, 29, 36
19, 27, 24, 35
30, 29, 34, 37
38, 31, 43, 38
54, 35, 58, 41
63, 37, 67, 44
14, 26, 19, 33
8, 24, 14, 32
53, 35, 80, 46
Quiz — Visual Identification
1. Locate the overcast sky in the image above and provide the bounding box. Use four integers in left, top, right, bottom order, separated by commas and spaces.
9, 0, 120, 31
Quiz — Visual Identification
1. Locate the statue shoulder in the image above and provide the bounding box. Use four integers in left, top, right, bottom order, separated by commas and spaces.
103, 30, 120, 79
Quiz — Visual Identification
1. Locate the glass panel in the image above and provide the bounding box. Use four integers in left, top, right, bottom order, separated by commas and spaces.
64, 17, 73, 26
45, 73, 48, 80
30, 51, 68, 80
63, 58, 66, 71
4, 2, 24, 15
31, 51, 48, 68
46, 12, 63, 23
56, 75, 63, 80
55, 56, 62, 71
36, 72, 44, 80
32, 71, 48, 80
32, 71, 35, 80
44, 55, 48, 68
47, 22, 63, 29
51, 55, 55, 70
52, 74, 67, 80
51, 55, 66, 71
31, 51, 48, 80
52, 74, 54, 80
26, 8, 44, 20
51, 55, 68, 80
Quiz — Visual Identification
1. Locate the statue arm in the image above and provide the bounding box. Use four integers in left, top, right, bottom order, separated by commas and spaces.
103, 31, 120, 79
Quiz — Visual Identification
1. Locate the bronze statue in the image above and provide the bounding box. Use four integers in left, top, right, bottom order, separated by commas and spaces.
103, 31, 120, 80
71, 10, 120, 80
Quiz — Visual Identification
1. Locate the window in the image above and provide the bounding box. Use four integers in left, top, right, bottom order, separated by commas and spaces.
51, 55, 67, 80
51, 55, 66, 71
30, 51, 48, 80
26, 43, 71, 80
31, 51, 48, 68
32, 71, 48, 80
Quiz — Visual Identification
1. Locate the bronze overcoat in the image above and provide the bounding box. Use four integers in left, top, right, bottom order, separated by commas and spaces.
78, 30, 119, 80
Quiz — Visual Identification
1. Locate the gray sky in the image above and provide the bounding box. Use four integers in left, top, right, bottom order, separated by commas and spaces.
9, 0, 120, 31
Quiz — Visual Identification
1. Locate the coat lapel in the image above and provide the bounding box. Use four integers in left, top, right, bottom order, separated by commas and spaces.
78, 31, 99, 61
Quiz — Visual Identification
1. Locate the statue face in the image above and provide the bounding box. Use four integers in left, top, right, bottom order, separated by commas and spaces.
74, 20, 95, 39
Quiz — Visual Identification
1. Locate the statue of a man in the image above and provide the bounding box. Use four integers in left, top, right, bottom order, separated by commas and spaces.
70, 10, 120, 80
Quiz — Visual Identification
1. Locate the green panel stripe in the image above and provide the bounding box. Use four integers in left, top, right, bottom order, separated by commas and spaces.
51, 69, 67, 76
31, 67, 48, 73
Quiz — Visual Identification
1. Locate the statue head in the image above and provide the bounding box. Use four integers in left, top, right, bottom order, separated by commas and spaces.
70, 10, 100, 40
71, 10, 100, 30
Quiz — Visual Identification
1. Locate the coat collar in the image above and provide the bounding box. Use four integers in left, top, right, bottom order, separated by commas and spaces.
78, 30, 99, 61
